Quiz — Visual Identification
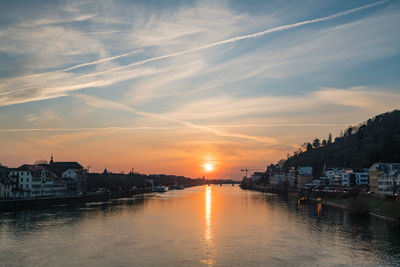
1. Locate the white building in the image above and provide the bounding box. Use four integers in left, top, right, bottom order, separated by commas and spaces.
341, 169, 369, 187
9, 165, 66, 198
356, 169, 369, 186
325, 168, 343, 186
62, 169, 80, 179
298, 167, 312, 176
62, 168, 86, 193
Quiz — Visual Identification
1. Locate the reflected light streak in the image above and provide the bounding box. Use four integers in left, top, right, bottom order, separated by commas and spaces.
205, 186, 212, 242
317, 202, 322, 216
201, 186, 216, 266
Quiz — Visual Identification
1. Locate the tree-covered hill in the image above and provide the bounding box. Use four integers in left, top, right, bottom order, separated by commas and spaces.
283, 110, 400, 176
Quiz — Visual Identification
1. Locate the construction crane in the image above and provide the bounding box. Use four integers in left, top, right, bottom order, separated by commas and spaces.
240, 168, 261, 179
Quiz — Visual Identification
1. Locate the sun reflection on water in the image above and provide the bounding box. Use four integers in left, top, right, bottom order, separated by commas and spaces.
205, 186, 212, 241
201, 186, 216, 266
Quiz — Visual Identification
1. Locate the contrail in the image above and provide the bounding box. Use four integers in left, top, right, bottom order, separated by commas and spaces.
0, 0, 388, 95
78, 0, 388, 78
62, 49, 142, 71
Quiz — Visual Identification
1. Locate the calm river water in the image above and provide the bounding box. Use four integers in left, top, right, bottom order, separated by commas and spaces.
0, 185, 399, 266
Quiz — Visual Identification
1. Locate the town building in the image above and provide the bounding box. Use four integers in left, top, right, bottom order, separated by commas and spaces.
341, 169, 369, 187
270, 173, 286, 185
297, 166, 313, 188
286, 168, 297, 187
8, 165, 67, 198
325, 168, 343, 186
369, 163, 400, 196
44, 155, 87, 194
298, 167, 313, 176
250, 172, 265, 183
0, 178, 12, 198
297, 175, 313, 188
0, 166, 12, 198
62, 168, 87, 193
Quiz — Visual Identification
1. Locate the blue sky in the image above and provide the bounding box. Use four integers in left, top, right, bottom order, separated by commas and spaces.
0, 0, 399, 178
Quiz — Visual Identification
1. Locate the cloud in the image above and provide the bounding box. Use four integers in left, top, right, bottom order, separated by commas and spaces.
65, 0, 388, 78
74, 94, 279, 144
0, 0, 390, 107
314, 87, 400, 110
0, 126, 175, 133
26, 114, 38, 124
165, 87, 400, 122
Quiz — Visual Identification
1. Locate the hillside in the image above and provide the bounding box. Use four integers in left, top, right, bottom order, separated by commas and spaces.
283, 110, 400, 176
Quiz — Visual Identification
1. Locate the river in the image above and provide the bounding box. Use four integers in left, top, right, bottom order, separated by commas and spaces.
0, 185, 399, 266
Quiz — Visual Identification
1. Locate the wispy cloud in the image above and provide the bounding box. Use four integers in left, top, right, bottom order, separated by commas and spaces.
0, 126, 174, 133
26, 114, 38, 124
61, 0, 388, 77
75, 94, 279, 144
165, 87, 400, 122
0, 0, 389, 107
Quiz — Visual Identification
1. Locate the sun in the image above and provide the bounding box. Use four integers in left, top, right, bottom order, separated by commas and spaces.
203, 163, 214, 172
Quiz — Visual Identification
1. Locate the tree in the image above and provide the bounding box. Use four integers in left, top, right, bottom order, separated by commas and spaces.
322, 139, 327, 146
277, 159, 285, 166
346, 127, 353, 137
312, 138, 320, 148
283, 110, 400, 175
301, 142, 308, 150
306, 143, 313, 152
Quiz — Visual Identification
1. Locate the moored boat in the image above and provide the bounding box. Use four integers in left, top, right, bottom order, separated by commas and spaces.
155, 185, 169, 192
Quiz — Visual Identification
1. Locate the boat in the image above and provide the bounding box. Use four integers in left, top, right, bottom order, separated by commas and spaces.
155, 185, 169, 192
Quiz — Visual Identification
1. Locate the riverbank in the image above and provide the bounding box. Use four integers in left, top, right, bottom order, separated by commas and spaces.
0, 188, 152, 211
241, 185, 400, 225
323, 197, 400, 224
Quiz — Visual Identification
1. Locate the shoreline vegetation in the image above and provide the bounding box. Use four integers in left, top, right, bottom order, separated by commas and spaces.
283, 110, 400, 177
241, 185, 400, 225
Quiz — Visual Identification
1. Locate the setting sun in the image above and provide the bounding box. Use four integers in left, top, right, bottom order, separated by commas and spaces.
203, 163, 214, 172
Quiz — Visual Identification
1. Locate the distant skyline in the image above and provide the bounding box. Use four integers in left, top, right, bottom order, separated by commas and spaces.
0, 0, 399, 179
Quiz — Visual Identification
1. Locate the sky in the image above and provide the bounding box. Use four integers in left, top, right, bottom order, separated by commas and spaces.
0, 0, 399, 179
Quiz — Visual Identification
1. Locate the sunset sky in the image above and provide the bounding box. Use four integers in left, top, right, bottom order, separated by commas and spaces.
0, 0, 399, 179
